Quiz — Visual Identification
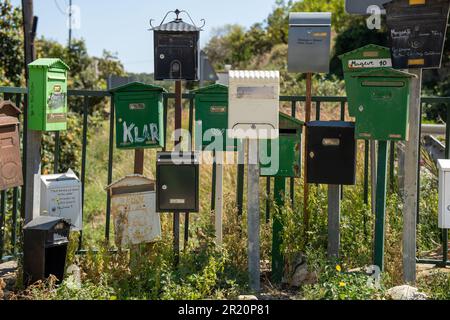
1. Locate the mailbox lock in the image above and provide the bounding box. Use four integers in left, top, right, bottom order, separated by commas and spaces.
447, 205, 450, 212
162, 185, 168, 190
359, 105, 364, 112
309, 151, 315, 159
160, 54, 165, 60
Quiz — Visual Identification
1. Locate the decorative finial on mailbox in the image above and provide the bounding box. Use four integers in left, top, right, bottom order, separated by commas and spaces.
149, 9, 205, 30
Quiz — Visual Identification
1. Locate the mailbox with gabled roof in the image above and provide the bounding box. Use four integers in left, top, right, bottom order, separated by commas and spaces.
110, 82, 166, 150
28, 58, 70, 131
339, 44, 392, 117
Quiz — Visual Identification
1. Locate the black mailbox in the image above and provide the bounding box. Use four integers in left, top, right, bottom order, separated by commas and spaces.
151, 10, 202, 81
385, 0, 450, 69
156, 152, 200, 212
306, 121, 357, 185
23, 216, 71, 286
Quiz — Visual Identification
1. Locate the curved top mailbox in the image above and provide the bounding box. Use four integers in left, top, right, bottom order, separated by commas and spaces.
110, 82, 166, 150
228, 70, 280, 140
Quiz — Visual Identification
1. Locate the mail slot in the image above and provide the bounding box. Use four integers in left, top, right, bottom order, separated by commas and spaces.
40, 169, 82, 231
306, 121, 357, 185
28, 58, 70, 131
156, 152, 199, 212
350, 68, 416, 141
228, 70, 280, 140
438, 159, 450, 229
106, 175, 161, 247
0, 101, 23, 191
385, 0, 450, 69
110, 82, 166, 150
260, 112, 303, 178
192, 84, 238, 152
345, 0, 392, 14
23, 216, 71, 285
339, 44, 393, 117
151, 12, 201, 81
288, 12, 332, 73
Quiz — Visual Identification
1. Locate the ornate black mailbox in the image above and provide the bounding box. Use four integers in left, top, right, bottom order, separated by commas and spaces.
385, 0, 450, 69
151, 9, 204, 81
306, 121, 357, 185
23, 216, 71, 286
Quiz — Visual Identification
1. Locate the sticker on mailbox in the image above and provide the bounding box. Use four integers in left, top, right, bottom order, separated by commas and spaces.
170, 199, 186, 204
348, 59, 392, 69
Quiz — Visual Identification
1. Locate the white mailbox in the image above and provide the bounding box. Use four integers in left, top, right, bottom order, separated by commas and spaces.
438, 159, 450, 229
106, 175, 161, 248
40, 169, 82, 231
228, 70, 280, 140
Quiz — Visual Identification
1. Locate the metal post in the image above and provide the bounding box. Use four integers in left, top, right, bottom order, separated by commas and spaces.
211, 150, 216, 212
134, 150, 145, 175
266, 177, 271, 223
215, 151, 224, 246
370, 141, 377, 216
364, 140, 369, 205
374, 140, 389, 271
272, 176, 285, 284
237, 141, 246, 217
173, 80, 182, 265
403, 69, 422, 283
247, 139, 260, 293
22, 0, 40, 224
328, 185, 341, 259
303, 73, 312, 238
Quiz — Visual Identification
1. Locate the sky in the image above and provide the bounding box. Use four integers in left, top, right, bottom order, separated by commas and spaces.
10, 0, 278, 73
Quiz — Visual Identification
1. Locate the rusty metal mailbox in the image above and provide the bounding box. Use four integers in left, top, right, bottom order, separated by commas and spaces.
106, 175, 162, 248
385, 0, 450, 69
0, 101, 23, 191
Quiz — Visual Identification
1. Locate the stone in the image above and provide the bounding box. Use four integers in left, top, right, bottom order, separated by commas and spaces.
386, 285, 428, 301
282, 253, 317, 287
238, 295, 258, 301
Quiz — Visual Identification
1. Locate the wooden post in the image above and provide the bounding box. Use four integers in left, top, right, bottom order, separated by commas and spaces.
134, 150, 144, 175
247, 139, 260, 293
303, 73, 312, 238
374, 140, 389, 271
328, 185, 341, 259
173, 80, 182, 265
403, 69, 422, 283
22, 0, 40, 224
272, 176, 286, 284
215, 151, 224, 246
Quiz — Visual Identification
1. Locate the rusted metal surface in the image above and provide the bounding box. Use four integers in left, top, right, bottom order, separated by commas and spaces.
106, 175, 161, 248
0, 101, 23, 191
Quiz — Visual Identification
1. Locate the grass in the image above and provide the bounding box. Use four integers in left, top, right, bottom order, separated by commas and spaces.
4, 100, 449, 300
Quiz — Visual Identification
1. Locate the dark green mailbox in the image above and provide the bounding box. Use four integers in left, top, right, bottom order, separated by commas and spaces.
339, 44, 392, 117
28, 58, 70, 131
260, 112, 303, 178
110, 82, 166, 150
350, 68, 416, 141
192, 84, 237, 152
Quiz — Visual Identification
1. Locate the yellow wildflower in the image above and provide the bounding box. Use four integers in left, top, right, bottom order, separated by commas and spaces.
339, 282, 346, 287
336, 265, 342, 272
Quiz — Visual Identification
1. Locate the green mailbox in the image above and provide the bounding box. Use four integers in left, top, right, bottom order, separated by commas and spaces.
28, 58, 70, 131
260, 112, 303, 178
192, 84, 237, 152
110, 82, 166, 150
339, 44, 392, 117
350, 69, 416, 141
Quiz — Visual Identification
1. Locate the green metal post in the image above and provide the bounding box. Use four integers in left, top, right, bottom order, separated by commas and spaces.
390, 142, 395, 191
272, 176, 286, 284
364, 140, 370, 205
374, 140, 389, 271
237, 164, 245, 217
211, 150, 216, 212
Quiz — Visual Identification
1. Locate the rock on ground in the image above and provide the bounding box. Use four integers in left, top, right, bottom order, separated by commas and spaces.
386, 285, 428, 301
0, 261, 18, 300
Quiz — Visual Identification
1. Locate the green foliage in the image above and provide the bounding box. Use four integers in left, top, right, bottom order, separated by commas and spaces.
418, 271, 450, 300
0, 0, 24, 86
301, 263, 384, 300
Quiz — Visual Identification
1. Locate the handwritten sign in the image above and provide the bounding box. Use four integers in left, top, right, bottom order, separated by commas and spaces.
348, 59, 392, 69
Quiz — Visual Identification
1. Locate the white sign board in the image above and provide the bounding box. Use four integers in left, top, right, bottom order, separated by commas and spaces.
438, 159, 450, 229
228, 70, 280, 140
348, 58, 392, 69
40, 169, 82, 231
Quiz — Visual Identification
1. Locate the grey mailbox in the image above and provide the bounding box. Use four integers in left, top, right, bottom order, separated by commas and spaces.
345, 0, 392, 14
288, 12, 332, 74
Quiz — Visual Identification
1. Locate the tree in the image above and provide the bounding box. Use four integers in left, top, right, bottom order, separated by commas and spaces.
0, 0, 24, 87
